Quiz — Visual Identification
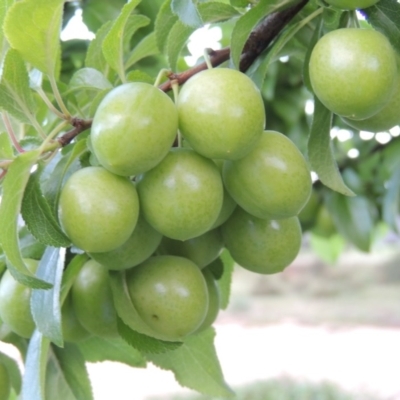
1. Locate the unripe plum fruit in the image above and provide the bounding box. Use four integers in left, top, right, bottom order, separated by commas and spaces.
58, 166, 139, 253
157, 228, 223, 268
89, 214, 162, 270
62, 294, 91, 343
342, 71, 400, 132
177, 68, 265, 160
223, 131, 311, 220
71, 260, 118, 339
91, 82, 178, 176
137, 148, 223, 240
0, 363, 11, 400
0, 259, 38, 338
324, 0, 379, 9
125, 256, 208, 340
222, 207, 302, 274
309, 28, 397, 120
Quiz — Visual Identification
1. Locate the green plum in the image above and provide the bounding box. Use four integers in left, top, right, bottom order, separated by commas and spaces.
177, 68, 265, 160
62, 294, 91, 343
325, 0, 379, 9
0, 259, 38, 338
222, 207, 302, 274
312, 205, 337, 238
91, 82, 178, 176
157, 228, 223, 268
89, 214, 162, 270
195, 268, 221, 332
223, 131, 312, 220
126, 256, 208, 340
58, 166, 139, 253
0, 363, 10, 400
309, 28, 397, 120
137, 148, 223, 240
71, 260, 118, 339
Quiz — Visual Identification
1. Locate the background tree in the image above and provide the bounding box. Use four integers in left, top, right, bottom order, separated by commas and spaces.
0, 0, 399, 399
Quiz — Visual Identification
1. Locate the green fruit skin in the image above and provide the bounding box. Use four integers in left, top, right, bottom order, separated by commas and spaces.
0, 363, 11, 400
325, 0, 379, 9
223, 131, 312, 220
222, 207, 302, 274
62, 294, 91, 343
126, 256, 208, 340
312, 205, 337, 238
91, 82, 178, 176
58, 166, 139, 253
137, 148, 223, 240
342, 71, 400, 132
298, 189, 320, 231
157, 228, 223, 269
0, 259, 38, 338
89, 214, 162, 270
309, 28, 397, 120
195, 268, 221, 332
71, 260, 118, 339
177, 68, 265, 160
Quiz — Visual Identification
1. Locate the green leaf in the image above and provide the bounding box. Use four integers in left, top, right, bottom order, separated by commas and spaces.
117, 316, 182, 355
125, 32, 159, 70
147, 328, 233, 397
60, 253, 89, 304
109, 271, 181, 342
85, 21, 113, 75
171, 0, 203, 28
102, 0, 149, 82
21, 330, 50, 400
126, 70, 155, 84
0, 150, 52, 289
326, 193, 374, 252
82, 0, 126, 33
230, 0, 295, 69
0, 49, 37, 125
19, 226, 46, 261
51, 344, 94, 400
68, 68, 112, 92
31, 247, 65, 347
198, 2, 240, 23
21, 164, 71, 248
206, 258, 224, 280
230, 0, 249, 7
218, 250, 235, 310
361, 0, 400, 54
310, 233, 345, 264
382, 167, 400, 232
155, 0, 178, 52
4, 0, 63, 77
0, 132, 13, 160
0, 351, 22, 394
78, 336, 146, 368
166, 21, 194, 70
308, 97, 354, 196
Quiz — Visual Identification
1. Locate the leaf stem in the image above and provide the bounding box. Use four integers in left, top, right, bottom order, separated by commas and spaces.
48, 75, 71, 120
2, 113, 25, 153
36, 87, 67, 120
203, 49, 214, 70
39, 120, 69, 154
154, 69, 172, 87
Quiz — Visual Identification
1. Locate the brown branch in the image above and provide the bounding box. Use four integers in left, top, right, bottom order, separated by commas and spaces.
57, 0, 309, 146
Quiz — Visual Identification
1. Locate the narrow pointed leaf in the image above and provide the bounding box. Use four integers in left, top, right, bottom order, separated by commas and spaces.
218, 250, 234, 310
0, 131, 13, 160
0, 150, 52, 289
155, 0, 178, 52
31, 247, 66, 346
0, 49, 37, 125
21, 164, 71, 248
147, 328, 234, 397
4, 0, 63, 77
171, 0, 203, 28
21, 330, 50, 400
51, 344, 94, 400
85, 21, 112, 74
68, 68, 112, 92
0, 351, 22, 394
308, 97, 354, 196
125, 32, 159, 69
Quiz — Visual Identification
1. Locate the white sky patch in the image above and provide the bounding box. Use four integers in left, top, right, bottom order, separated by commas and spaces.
347, 148, 359, 159
304, 99, 314, 115
375, 131, 391, 144
279, 55, 289, 63
359, 130, 374, 140
390, 125, 400, 137
60, 9, 95, 41
311, 171, 319, 182
185, 25, 222, 66
336, 129, 353, 142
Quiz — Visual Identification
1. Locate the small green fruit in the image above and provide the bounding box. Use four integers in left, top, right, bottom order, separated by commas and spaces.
62, 294, 91, 343
126, 256, 208, 340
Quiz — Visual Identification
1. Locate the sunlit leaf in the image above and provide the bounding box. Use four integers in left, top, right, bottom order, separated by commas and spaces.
171, 0, 203, 28
125, 32, 159, 70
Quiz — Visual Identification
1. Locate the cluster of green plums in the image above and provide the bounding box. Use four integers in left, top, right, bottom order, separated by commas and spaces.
310, 26, 400, 132
0, 67, 312, 345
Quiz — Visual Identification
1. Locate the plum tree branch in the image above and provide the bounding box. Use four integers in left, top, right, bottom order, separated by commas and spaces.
57, 0, 309, 146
